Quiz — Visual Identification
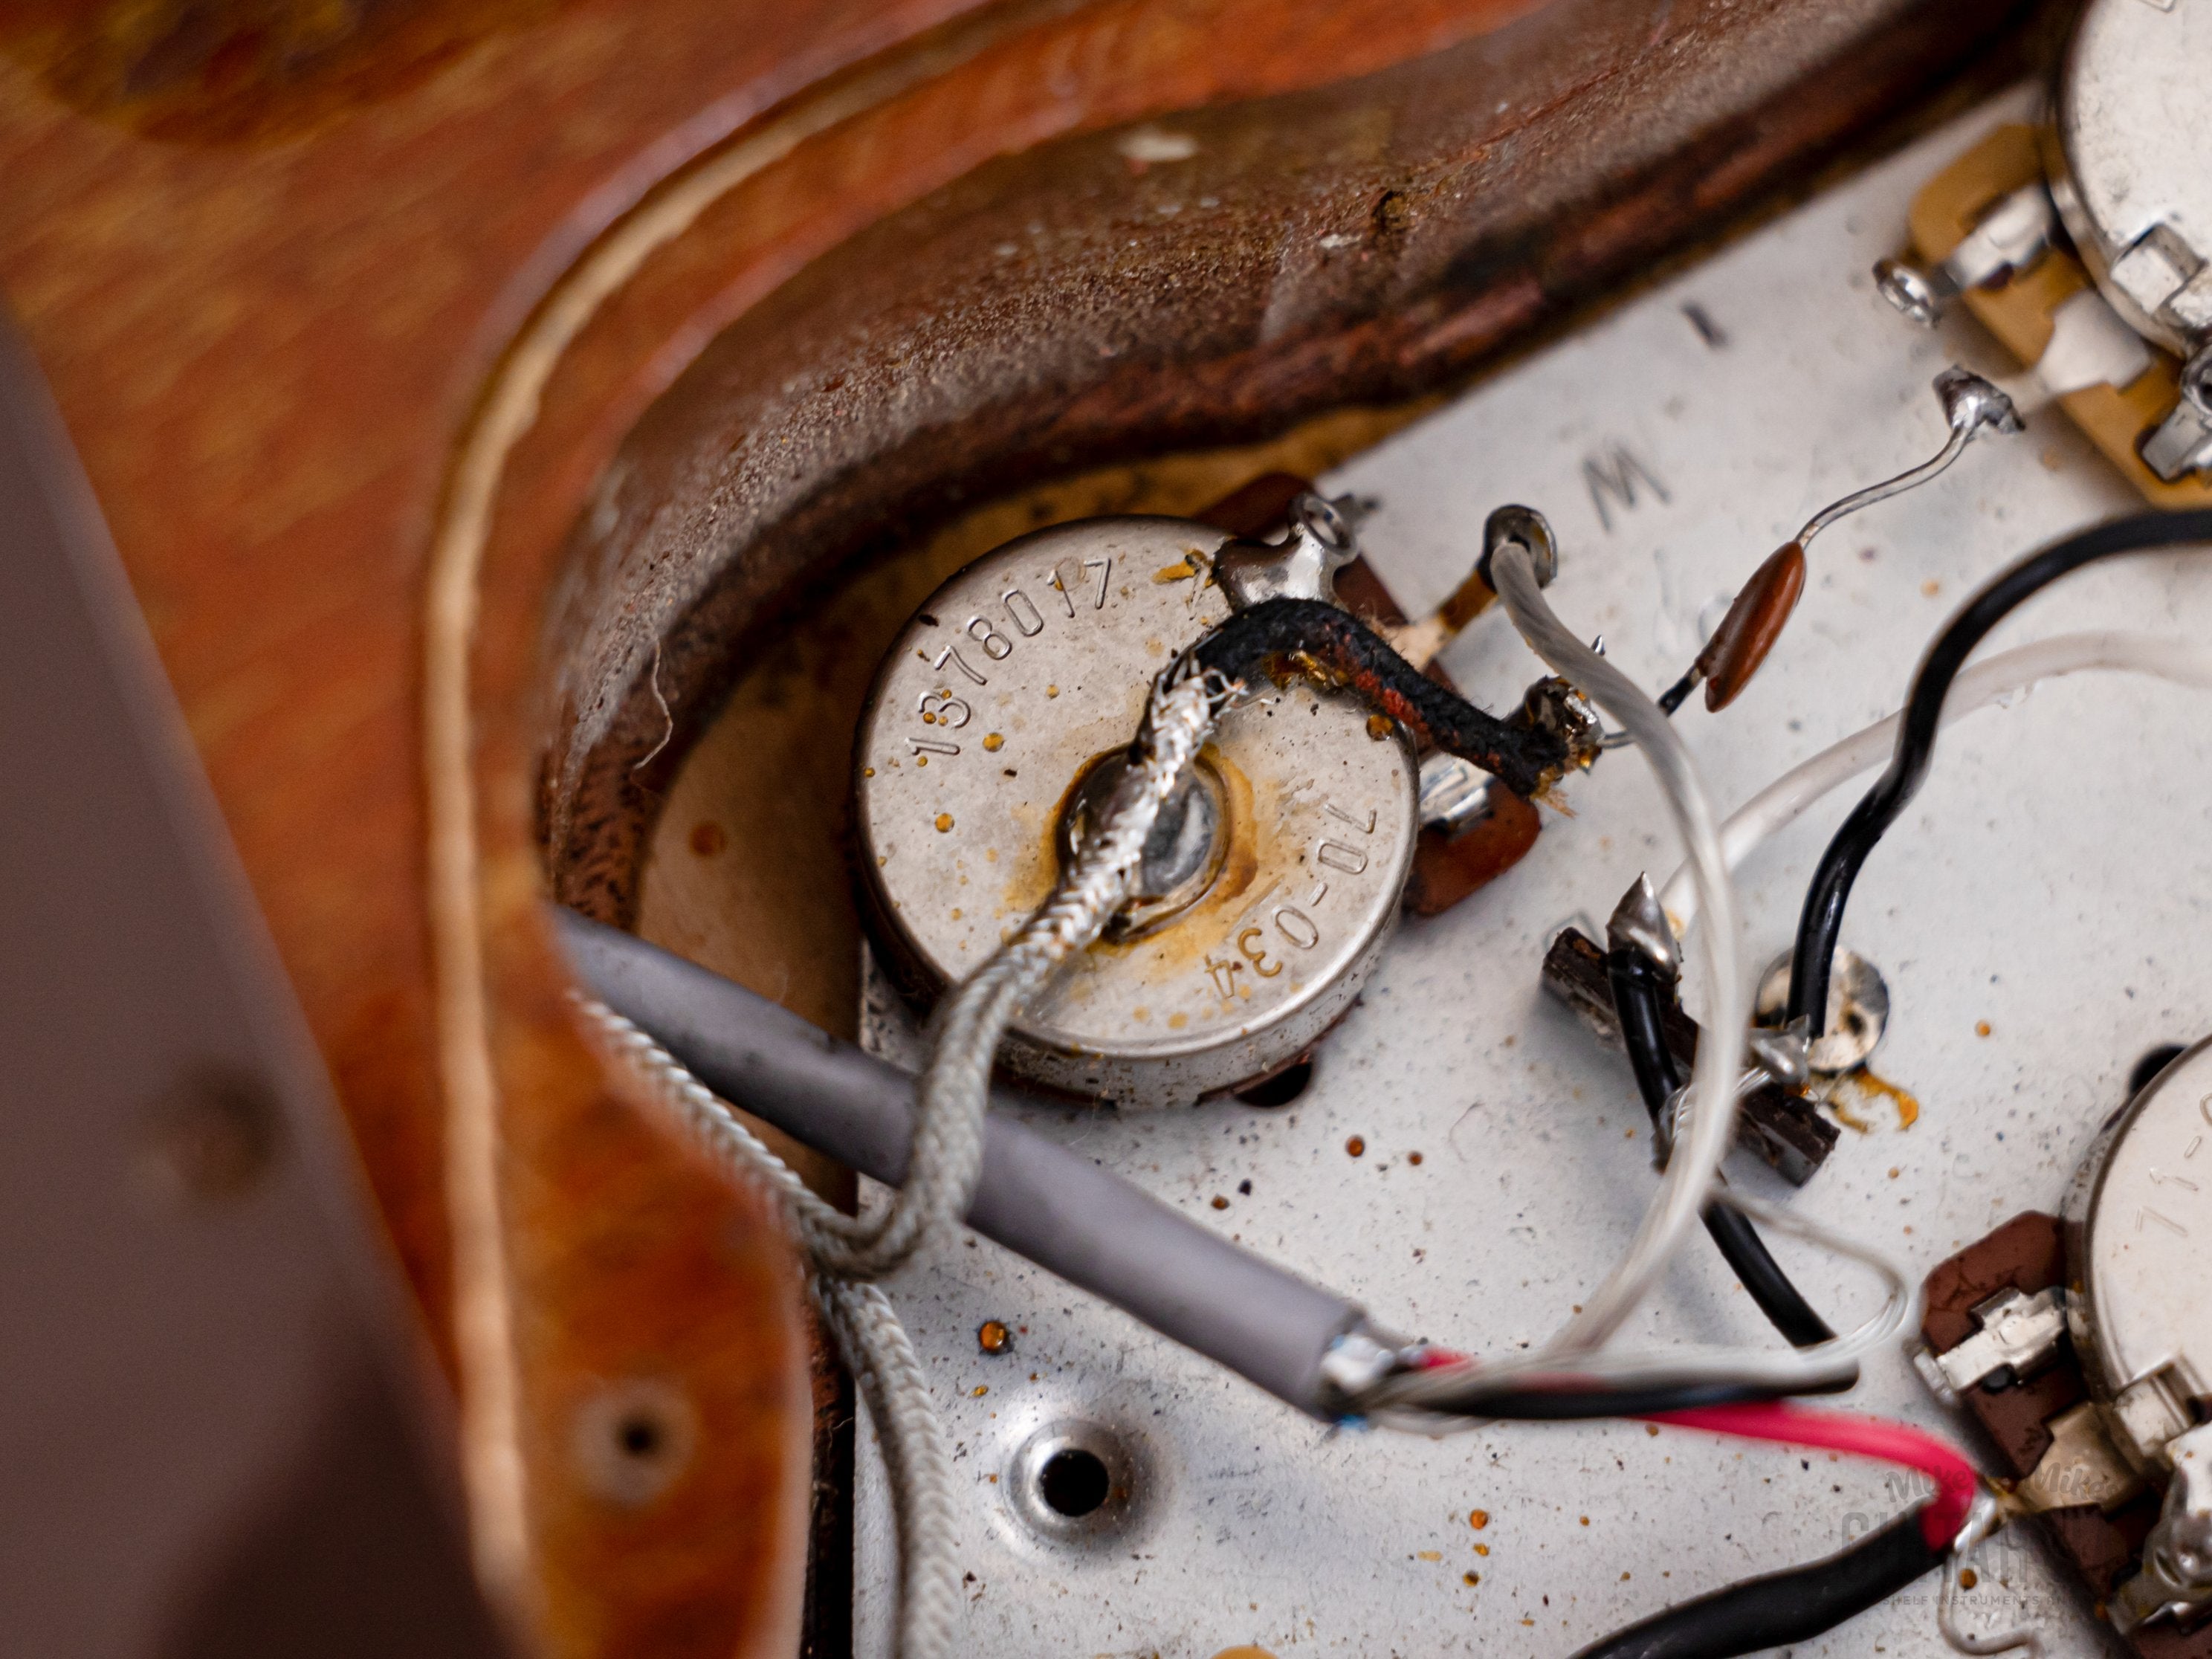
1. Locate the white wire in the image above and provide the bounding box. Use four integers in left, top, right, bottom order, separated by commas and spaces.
1659, 631, 2212, 933
1461, 543, 1934, 1417
563, 663, 1229, 1659
1490, 544, 1749, 1354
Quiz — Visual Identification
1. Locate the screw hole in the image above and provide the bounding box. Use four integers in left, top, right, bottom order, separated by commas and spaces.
1235, 1058, 1313, 1108
1038, 1448, 1112, 1518
573, 1380, 696, 1507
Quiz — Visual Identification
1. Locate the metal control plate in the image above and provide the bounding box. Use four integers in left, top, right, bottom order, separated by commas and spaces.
2054, 0, 2212, 352
855, 517, 1418, 1108
853, 88, 2212, 1657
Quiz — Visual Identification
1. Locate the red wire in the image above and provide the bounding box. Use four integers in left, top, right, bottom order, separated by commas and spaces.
1642, 1401, 1979, 1548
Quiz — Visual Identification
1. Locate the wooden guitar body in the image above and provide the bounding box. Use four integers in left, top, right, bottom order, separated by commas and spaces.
0, 0, 2040, 1649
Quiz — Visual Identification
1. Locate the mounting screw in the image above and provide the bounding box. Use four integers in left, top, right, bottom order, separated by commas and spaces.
1874, 256, 1947, 327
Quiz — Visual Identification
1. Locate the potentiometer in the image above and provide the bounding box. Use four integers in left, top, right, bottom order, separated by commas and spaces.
853, 499, 1423, 1108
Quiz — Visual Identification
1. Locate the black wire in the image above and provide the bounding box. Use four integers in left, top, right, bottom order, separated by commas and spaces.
1401, 1365, 1858, 1423
1788, 508, 2212, 1033
1568, 1507, 1944, 1659
1611, 948, 1687, 1112
1189, 597, 1570, 796
1464, 1380, 1806, 1421
1608, 951, 1836, 1349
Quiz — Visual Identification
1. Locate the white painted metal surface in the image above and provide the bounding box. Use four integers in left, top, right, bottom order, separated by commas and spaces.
856, 88, 2208, 1658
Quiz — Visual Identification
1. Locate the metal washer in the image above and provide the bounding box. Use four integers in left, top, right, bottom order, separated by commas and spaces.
853, 516, 1418, 1109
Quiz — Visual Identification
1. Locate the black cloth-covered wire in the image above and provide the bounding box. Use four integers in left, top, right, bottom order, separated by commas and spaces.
1607, 951, 1835, 1349
1190, 597, 1569, 797
1788, 508, 2212, 1033
1569, 1508, 1945, 1659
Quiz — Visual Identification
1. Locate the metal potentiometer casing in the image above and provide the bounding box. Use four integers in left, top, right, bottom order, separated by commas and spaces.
2051, 0, 2212, 358
853, 515, 1418, 1110
2066, 1038, 2212, 1472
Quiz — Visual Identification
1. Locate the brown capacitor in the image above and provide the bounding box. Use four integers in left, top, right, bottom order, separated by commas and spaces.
1695, 540, 1807, 711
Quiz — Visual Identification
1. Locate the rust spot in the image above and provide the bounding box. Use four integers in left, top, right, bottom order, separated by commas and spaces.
688, 821, 727, 856
1365, 712, 1396, 740
1407, 1151, 1423, 1165
1828, 1067, 1920, 1131
1858, 1068, 1920, 1128
934, 813, 954, 832
1469, 1509, 1490, 1530
983, 732, 1005, 751
1464, 1571, 1481, 1586
1210, 1194, 1229, 1209
1345, 1135, 1366, 1157
1976, 1020, 1992, 1038
977, 1320, 1011, 1354
1153, 556, 1200, 583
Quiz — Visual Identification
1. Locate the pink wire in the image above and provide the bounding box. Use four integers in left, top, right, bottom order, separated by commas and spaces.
1642, 1401, 1979, 1548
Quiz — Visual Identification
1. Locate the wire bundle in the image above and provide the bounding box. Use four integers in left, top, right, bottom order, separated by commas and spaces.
1356, 541, 1912, 1431
581, 661, 1235, 1659
559, 509, 2212, 1658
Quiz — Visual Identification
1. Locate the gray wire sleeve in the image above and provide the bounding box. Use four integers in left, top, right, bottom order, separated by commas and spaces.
553, 907, 1371, 1418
